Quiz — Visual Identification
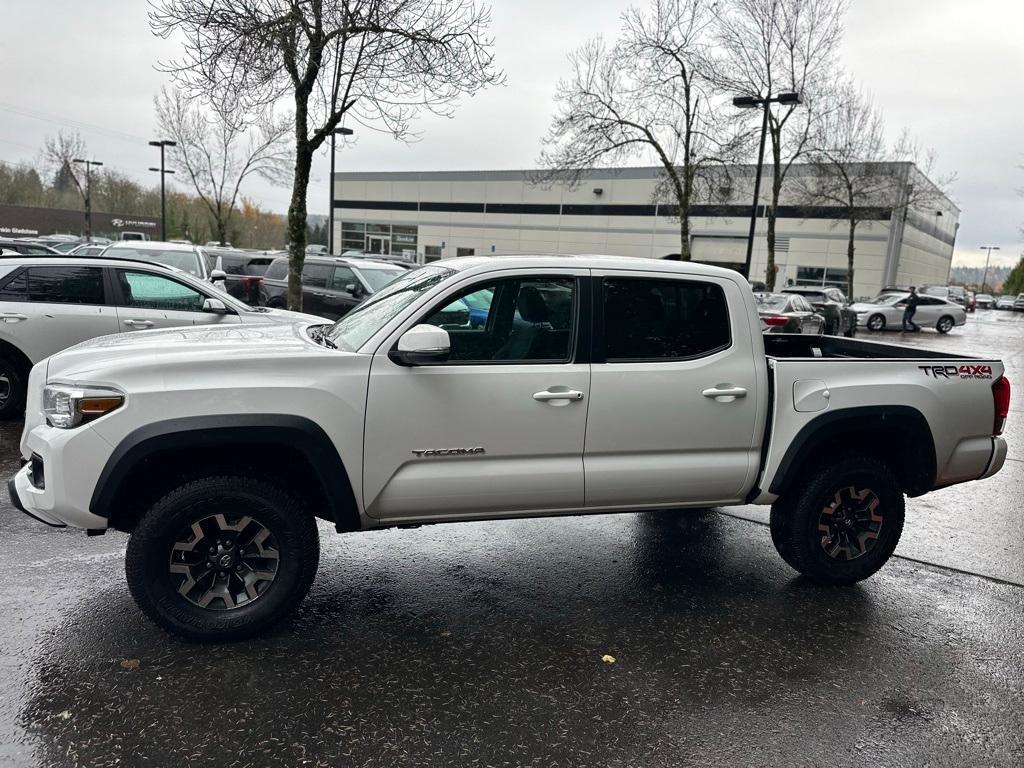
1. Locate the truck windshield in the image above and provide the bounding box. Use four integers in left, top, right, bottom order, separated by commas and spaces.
326, 265, 454, 351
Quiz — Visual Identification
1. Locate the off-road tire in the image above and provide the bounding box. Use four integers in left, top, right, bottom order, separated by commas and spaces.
126, 476, 319, 641
770, 457, 904, 585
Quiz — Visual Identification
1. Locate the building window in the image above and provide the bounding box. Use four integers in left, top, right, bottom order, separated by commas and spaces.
424, 245, 443, 262
456, 247, 475, 258
796, 266, 849, 289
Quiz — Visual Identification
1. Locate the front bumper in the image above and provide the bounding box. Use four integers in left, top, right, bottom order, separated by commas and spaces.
8, 423, 112, 530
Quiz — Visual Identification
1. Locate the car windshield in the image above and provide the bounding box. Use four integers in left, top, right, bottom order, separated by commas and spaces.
356, 265, 405, 293
108, 247, 201, 276
866, 294, 903, 305
326, 265, 454, 351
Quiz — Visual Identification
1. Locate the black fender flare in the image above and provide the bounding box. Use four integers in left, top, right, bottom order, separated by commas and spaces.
90, 414, 359, 530
767, 405, 937, 497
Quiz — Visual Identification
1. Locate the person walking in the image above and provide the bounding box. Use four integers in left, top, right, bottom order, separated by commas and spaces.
902, 286, 921, 332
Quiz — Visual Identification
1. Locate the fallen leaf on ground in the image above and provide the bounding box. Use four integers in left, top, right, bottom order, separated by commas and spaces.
120, 659, 140, 671
601, 654, 616, 664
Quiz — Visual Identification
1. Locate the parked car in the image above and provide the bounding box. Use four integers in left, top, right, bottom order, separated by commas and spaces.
922, 284, 968, 306
0, 240, 59, 256
995, 295, 1016, 310
975, 293, 995, 309
68, 243, 107, 257
1014, 294, 1024, 312
8, 256, 1010, 640
119, 232, 149, 241
262, 255, 406, 320
851, 292, 967, 333
755, 292, 826, 334
204, 241, 233, 248
0, 255, 325, 419
781, 286, 857, 336
101, 241, 226, 289
205, 248, 275, 305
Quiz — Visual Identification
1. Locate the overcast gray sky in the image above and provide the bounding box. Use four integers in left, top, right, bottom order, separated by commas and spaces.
1, 0, 1021, 268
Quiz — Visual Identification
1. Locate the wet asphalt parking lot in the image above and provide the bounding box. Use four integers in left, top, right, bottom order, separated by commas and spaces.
0, 310, 1022, 767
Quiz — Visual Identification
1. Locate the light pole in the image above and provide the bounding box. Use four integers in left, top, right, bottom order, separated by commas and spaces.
980, 245, 1000, 294
328, 127, 353, 255
72, 159, 103, 239
149, 140, 177, 241
732, 91, 801, 281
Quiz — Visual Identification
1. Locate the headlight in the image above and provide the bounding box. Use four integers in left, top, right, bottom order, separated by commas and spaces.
43, 384, 124, 429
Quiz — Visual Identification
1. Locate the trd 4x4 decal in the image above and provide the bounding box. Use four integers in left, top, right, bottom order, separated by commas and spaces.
918, 364, 993, 380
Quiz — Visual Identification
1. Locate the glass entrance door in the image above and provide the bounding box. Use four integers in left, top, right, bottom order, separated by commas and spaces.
366, 235, 390, 255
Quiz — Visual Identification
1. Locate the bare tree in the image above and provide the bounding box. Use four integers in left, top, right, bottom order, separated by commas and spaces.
796, 84, 887, 296
42, 131, 94, 234
538, 0, 745, 259
150, 0, 502, 310
155, 87, 291, 246
715, 0, 847, 288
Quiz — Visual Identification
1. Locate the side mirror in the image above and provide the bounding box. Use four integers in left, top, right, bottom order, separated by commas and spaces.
389, 324, 450, 366
210, 269, 227, 284
202, 297, 229, 315
344, 282, 363, 297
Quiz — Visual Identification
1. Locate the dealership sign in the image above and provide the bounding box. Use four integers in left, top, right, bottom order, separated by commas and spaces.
0, 204, 160, 238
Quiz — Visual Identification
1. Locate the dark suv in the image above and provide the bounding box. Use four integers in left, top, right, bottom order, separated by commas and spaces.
781, 286, 857, 336
206, 248, 275, 305
262, 255, 406, 319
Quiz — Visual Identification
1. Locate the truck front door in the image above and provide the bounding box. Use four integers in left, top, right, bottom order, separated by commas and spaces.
362, 269, 589, 521
583, 271, 763, 507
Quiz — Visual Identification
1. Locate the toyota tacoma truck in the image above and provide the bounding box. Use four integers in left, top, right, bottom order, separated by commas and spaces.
8, 257, 1011, 640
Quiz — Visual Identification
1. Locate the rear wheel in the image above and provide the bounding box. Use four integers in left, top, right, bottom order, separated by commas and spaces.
126, 476, 320, 641
0, 356, 26, 420
769, 457, 904, 585
936, 315, 955, 334
866, 314, 886, 332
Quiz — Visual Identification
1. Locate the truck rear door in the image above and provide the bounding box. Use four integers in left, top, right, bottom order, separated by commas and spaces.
583, 270, 766, 507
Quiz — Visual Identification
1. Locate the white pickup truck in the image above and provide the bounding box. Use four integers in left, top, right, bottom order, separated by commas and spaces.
8, 256, 1010, 640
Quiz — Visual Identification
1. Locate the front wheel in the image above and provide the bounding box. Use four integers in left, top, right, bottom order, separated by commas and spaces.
769, 457, 904, 585
126, 476, 320, 641
866, 314, 886, 332
936, 315, 955, 334
0, 356, 26, 420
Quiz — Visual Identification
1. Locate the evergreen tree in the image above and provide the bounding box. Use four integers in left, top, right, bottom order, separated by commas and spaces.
1003, 257, 1024, 296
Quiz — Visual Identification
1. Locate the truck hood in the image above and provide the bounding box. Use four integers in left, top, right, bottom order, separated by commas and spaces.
47, 322, 335, 382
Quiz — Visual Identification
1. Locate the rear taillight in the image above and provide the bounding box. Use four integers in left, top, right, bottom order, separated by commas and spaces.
992, 376, 1011, 436
240, 276, 264, 288
761, 315, 789, 327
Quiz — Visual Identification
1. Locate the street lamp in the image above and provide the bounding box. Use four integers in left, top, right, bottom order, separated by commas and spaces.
980, 245, 1000, 294
149, 140, 177, 241
732, 91, 802, 281
328, 127, 354, 255
72, 158, 103, 239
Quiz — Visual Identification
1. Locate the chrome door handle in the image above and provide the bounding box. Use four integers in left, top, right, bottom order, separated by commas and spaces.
533, 389, 585, 403
702, 386, 747, 401
124, 319, 154, 328
0, 313, 27, 323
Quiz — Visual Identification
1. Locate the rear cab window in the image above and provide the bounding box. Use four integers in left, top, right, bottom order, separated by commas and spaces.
601, 278, 730, 361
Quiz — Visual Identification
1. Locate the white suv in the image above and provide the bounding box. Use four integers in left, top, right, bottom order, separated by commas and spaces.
0, 255, 324, 418
102, 241, 227, 287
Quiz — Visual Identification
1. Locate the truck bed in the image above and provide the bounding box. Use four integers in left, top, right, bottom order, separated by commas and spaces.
763, 333, 974, 360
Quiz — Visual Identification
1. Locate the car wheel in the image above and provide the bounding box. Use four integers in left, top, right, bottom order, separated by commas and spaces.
936, 315, 954, 334
770, 456, 904, 585
126, 476, 320, 641
0, 356, 26, 420
866, 314, 885, 332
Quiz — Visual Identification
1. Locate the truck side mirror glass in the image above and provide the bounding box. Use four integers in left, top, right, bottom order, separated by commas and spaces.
389, 324, 450, 366
202, 298, 229, 314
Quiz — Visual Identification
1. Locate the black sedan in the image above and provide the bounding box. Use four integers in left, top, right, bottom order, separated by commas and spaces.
781, 286, 857, 336
755, 293, 826, 334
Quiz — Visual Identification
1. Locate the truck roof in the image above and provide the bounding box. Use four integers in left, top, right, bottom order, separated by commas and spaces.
436, 254, 744, 280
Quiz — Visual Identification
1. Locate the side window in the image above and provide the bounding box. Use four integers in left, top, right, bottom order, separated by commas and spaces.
603, 278, 730, 361
265, 259, 288, 280
302, 263, 333, 288
19, 266, 105, 305
0, 271, 28, 301
117, 270, 206, 312
421, 277, 576, 363
331, 266, 357, 292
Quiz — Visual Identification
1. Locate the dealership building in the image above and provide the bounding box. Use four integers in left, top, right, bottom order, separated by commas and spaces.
331, 162, 958, 298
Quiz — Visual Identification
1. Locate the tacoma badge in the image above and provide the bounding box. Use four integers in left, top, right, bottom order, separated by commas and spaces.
411, 447, 486, 458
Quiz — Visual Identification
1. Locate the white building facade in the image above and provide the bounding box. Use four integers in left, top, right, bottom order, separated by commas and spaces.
332, 163, 958, 298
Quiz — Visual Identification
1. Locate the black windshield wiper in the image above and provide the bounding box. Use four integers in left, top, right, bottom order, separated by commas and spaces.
309, 325, 337, 349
